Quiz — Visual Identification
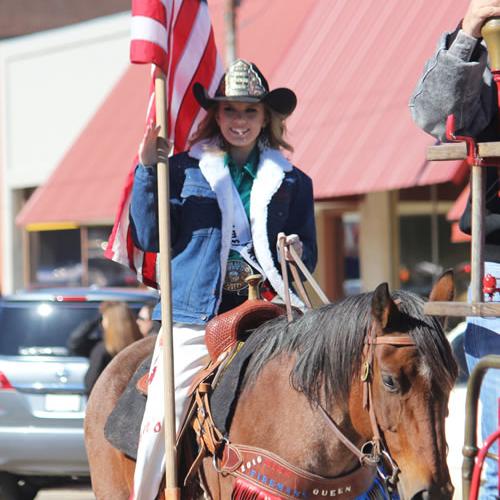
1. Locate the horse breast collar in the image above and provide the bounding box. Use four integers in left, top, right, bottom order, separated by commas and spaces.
189, 352, 379, 500
219, 443, 377, 499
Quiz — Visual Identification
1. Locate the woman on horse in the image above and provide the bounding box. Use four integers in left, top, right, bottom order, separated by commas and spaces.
129, 58, 317, 499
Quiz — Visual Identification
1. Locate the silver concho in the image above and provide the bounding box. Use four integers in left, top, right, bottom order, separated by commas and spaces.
223, 259, 253, 292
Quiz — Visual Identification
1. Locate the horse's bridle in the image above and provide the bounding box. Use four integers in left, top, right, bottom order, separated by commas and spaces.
317, 320, 416, 494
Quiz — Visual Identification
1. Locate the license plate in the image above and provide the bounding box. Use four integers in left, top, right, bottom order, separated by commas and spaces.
44, 394, 81, 412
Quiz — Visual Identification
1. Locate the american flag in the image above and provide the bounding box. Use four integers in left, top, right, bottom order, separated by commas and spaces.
105, 0, 223, 288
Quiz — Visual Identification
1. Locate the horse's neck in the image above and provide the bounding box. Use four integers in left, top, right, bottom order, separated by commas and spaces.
230, 354, 361, 477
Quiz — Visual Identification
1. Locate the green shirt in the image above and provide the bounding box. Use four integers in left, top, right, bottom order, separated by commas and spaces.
226, 147, 259, 264
225, 147, 259, 219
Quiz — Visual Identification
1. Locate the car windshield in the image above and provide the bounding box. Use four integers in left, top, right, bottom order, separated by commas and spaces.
0, 301, 103, 356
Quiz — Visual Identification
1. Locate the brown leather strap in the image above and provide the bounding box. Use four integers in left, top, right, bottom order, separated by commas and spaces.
220, 443, 377, 499
193, 389, 223, 455
366, 335, 415, 346
289, 245, 330, 305
187, 354, 226, 397
289, 261, 313, 308
367, 381, 382, 453
277, 234, 293, 322
362, 323, 416, 460
316, 404, 376, 465
277, 233, 332, 320
365, 324, 382, 452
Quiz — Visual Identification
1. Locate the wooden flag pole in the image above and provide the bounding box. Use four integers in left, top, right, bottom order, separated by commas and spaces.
155, 69, 180, 499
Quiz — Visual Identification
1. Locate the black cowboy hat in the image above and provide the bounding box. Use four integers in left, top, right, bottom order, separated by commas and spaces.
193, 59, 297, 116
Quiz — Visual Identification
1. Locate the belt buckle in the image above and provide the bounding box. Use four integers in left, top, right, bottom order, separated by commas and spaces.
223, 259, 253, 294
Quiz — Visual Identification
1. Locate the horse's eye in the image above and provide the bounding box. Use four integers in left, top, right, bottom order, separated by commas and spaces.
382, 374, 398, 392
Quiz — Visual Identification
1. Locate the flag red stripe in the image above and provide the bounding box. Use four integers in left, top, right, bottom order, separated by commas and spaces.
131, 0, 167, 26
171, 0, 201, 71
130, 40, 169, 70
167, 0, 201, 136
126, 224, 138, 272
105, 162, 136, 260
175, 28, 218, 147
141, 252, 158, 288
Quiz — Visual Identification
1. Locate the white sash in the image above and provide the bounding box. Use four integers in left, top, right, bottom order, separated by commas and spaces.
230, 182, 265, 277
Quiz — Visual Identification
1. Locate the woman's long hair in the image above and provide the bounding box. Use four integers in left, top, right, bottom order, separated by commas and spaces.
99, 301, 142, 356
189, 103, 294, 152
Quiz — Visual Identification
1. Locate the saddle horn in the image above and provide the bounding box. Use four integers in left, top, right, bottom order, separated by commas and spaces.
246, 274, 263, 300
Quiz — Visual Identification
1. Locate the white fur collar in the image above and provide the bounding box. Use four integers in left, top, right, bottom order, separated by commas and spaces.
191, 140, 233, 312
188, 138, 293, 173
189, 139, 302, 308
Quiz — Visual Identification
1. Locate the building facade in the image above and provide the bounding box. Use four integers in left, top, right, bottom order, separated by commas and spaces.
0, 13, 131, 293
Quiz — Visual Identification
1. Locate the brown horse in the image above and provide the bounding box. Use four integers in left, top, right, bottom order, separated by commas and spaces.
85, 273, 457, 500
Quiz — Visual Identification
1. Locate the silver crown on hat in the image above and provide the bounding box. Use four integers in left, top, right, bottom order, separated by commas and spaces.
223, 59, 266, 98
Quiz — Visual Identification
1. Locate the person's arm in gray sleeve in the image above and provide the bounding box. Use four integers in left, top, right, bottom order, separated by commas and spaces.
409, 29, 495, 140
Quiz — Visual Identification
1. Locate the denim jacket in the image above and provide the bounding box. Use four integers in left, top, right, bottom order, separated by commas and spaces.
129, 140, 317, 324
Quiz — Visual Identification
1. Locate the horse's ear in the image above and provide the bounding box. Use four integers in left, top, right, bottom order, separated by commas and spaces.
371, 282, 401, 331
429, 270, 455, 303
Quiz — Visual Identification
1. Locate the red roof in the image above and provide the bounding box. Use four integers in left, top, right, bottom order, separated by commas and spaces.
271, 0, 468, 198
17, 0, 470, 226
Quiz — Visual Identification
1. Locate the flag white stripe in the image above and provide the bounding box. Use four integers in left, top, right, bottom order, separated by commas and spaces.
131, 16, 169, 52
209, 56, 223, 93
188, 108, 204, 140
188, 57, 223, 138
164, 0, 175, 45
169, 7, 211, 128
171, 0, 183, 28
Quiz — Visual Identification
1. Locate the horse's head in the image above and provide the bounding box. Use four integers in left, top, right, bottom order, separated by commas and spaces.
351, 272, 457, 500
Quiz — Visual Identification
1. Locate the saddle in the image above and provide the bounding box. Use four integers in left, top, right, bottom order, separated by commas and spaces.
205, 274, 286, 361
135, 274, 286, 397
